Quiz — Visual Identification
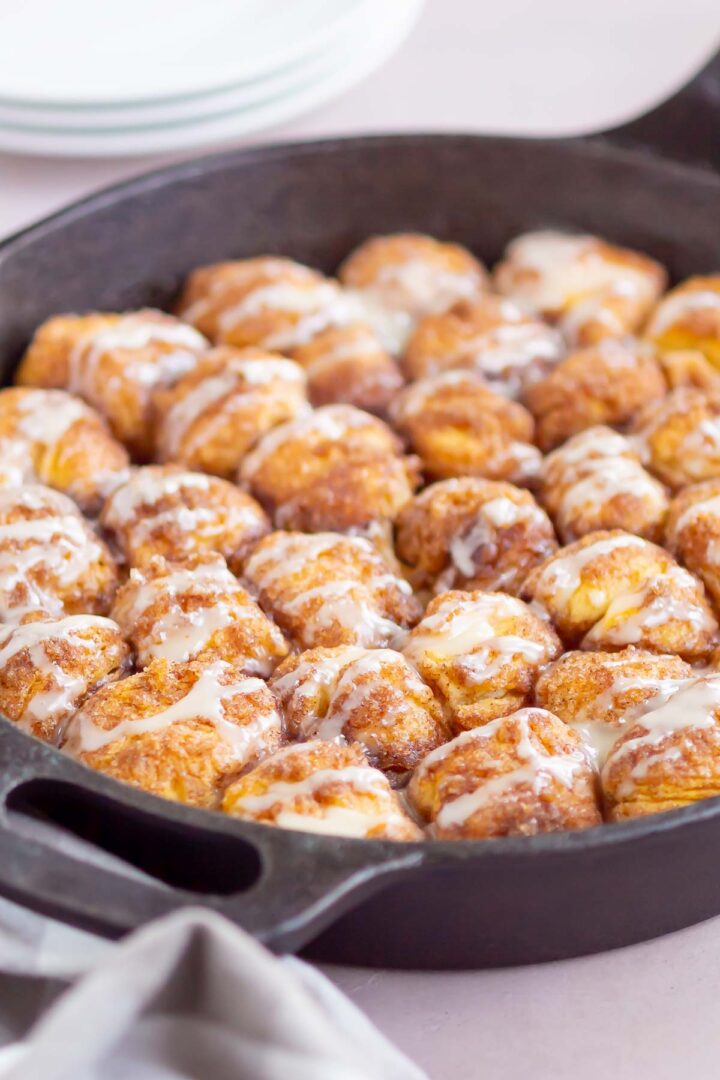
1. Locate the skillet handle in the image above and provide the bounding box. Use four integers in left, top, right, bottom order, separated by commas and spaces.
601, 46, 720, 169
0, 720, 421, 952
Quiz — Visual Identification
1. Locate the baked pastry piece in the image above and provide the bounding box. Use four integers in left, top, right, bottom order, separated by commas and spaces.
0, 388, 130, 513
337, 233, 488, 353
665, 480, 720, 609
271, 646, 449, 775
389, 371, 541, 483
407, 707, 601, 838
291, 323, 404, 415
176, 257, 349, 352
403, 295, 564, 396
645, 276, 720, 368
243, 530, 420, 650
154, 347, 310, 478
494, 230, 667, 345
534, 647, 692, 766
222, 740, 423, 839
631, 387, 720, 490
524, 338, 667, 451
521, 529, 717, 659
0, 613, 129, 743
602, 673, 720, 820
239, 404, 419, 534
16, 310, 208, 459
101, 464, 269, 572
63, 658, 282, 808
0, 484, 118, 620
658, 348, 720, 393
395, 477, 557, 595
540, 426, 669, 543
110, 553, 289, 674
402, 590, 561, 732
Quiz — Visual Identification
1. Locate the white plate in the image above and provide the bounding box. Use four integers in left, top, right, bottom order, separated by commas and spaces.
0, 29, 347, 130
0, 0, 368, 105
0, 0, 423, 156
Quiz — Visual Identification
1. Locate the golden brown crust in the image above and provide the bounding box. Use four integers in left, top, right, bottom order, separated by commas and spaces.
403, 295, 564, 393
0, 387, 130, 513
222, 739, 423, 839
110, 553, 289, 673
665, 479, 720, 610
16, 310, 208, 460
0, 484, 119, 619
408, 707, 602, 839
100, 464, 269, 572
521, 529, 718, 658
534, 647, 692, 766
176, 257, 346, 351
539, 426, 669, 544
64, 658, 283, 808
632, 387, 720, 490
602, 674, 720, 820
494, 231, 667, 344
292, 323, 404, 415
389, 371, 541, 483
402, 590, 562, 732
239, 404, 419, 532
271, 646, 450, 775
338, 233, 487, 320
524, 338, 667, 451
658, 348, 720, 393
645, 276, 720, 368
242, 530, 421, 650
394, 477, 557, 594
153, 346, 310, 478
0, 613, 130, 743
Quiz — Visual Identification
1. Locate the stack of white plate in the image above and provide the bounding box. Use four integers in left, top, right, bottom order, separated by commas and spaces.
0, 0, 423, 157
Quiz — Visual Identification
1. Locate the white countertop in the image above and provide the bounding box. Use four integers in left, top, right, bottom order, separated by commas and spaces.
2, 2, 719, 1077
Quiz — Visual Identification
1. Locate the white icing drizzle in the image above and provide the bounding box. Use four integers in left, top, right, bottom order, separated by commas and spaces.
69, 315, 205, 397
68, 662, 276, 757
232, 759, 389, 824
570, 666, 689, 765
447, 497, 546, 582
244, 533, 409, 647
497, 231, 652, 313
341, 289, 414, 355
367, 256, 482, 316
673, 493, 720, 538
555, 457, 666, 526
15, 391, 88, 445
533, 534, 647, 607
217, 281, 347, 351
0, 614, 120, 731
103, 469, 211, 527
587, 566, 715, 646
648, 288, 720, 336
427, 709, 588, 830
240, 404, 381, 479
0, 499, 102, 617
604, 675, 720, 794
445, 321, 564, 393
159, 359, 306, 460
404, 593, 549, 679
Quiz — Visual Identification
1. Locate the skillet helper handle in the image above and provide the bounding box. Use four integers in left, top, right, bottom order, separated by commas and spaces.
603, 47, 720, 169
0, 719, 420, 950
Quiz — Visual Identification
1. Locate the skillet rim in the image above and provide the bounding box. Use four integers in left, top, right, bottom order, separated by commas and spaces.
1, 128, 720, 871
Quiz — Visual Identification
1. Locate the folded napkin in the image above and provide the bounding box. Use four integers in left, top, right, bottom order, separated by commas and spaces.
0, 900, 425, 1080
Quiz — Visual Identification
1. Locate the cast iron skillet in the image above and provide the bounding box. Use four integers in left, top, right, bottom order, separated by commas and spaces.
0, 50, 718, 970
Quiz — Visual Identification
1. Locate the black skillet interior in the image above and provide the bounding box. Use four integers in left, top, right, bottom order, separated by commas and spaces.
0, 50, 718, 969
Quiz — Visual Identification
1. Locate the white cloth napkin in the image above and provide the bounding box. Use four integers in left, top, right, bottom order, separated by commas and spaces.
0, 898, 425, 1080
